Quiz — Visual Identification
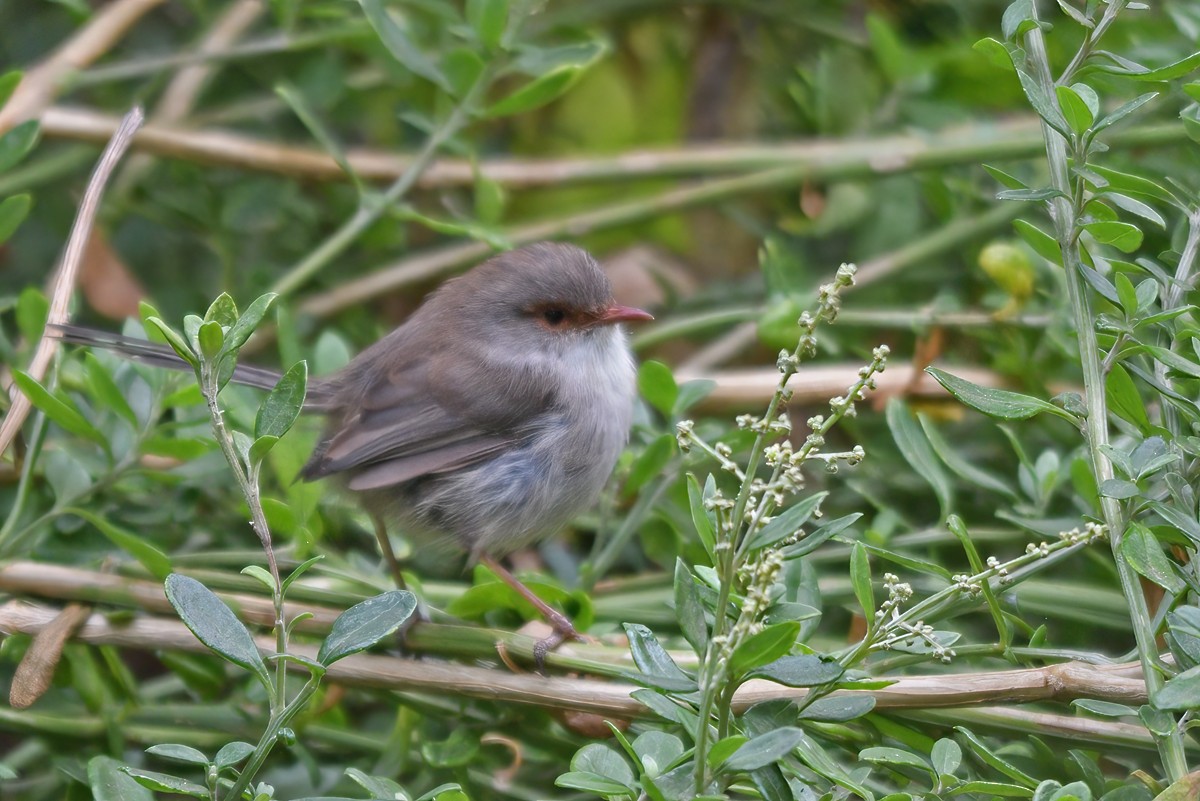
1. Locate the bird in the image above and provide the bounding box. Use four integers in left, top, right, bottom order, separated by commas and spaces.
54, 242, 653, 653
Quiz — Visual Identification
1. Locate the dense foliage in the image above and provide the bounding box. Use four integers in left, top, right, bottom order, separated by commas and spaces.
3, 0, 1200, 799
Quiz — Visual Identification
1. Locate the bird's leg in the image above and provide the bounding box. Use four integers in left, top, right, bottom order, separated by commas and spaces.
478, 554, 583, 665
372, 514, 407, 590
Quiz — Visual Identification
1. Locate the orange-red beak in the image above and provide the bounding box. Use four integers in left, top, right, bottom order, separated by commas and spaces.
597, 304, 654, 325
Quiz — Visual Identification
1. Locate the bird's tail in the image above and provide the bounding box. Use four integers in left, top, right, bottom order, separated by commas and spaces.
50, 323, 288, 392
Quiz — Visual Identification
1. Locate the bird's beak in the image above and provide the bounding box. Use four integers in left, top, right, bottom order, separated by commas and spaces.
596, 304, 654, 325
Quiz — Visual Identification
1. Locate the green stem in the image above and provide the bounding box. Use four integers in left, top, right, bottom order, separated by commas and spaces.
269, 70, 491, 298
1022, 5, 1188, 781
200, 363, 286, 710
220, 677, 321, 801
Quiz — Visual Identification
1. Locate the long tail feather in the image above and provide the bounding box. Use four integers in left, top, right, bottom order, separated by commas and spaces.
51, 324, 293, 393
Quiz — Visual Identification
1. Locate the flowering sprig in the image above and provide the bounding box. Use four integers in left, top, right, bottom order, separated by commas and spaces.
862, 521, 1107, 664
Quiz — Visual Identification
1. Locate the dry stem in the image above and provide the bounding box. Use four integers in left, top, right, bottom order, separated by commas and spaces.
0, 108, 144, 457
0, 0, 163, 133
0, 600, 1149, 717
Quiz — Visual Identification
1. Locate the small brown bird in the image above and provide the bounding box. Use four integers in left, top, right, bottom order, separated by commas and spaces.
57, 242, 652, 650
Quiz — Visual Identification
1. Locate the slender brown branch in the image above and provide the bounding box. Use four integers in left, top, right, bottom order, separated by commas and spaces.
0, 0, 164, 133
0, 600, 1149, 717
0, 108, 144, 457
38, 108, 1186, 191
116, 0, 263, 191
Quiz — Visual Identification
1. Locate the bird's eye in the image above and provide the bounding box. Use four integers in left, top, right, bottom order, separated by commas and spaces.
542, 307, 566, 326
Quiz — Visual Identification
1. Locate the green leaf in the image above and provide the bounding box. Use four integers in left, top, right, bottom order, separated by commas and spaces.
0, 70, 21, 109
145, 744, 209, 766
197, 320, 223, 360
358, 0, 450, 91
1154, 664, 1200, 710
67, 508, 172, 580
625, 433, 675, 496
254, 360, 308, 440
1012, 218, 1062, 263
1088, 164, 1178, 206
0, 193, 31, 244
276, 82, 361, 191
213, 741, 254, 770
850, 542, 873, 620
1105, 192, 1165, 229
1071, 699, 1138, 718
860, 746, 934, 776
973, 37, 1017, 71
164, 574, 270, 691
0, 119, 39, 173
122, 768, 207, 798
240, 565, 275, 592
996, 187, 1067, 202
485, 65, 583, 117
1001, 0, 1038, 39
744, 491, 828, 551
466, 0, 507, 49
318, 590, 418, 665
442, 47, 486, 99
887, 399, 952, 517
1055, 84, 1094, 135
1105, 364, 1150, 433
748, 654, 844, 687
622, 623, 696, 691
1014, 66, 1071, 139
955, 727, 1038, 788
88, 756, 154, 801
203, 293, 238, 327
638, 360, 678, 417
1082, 221, 1142, 253
1120, 522, 1185, 594
1094, 92, 1159, 135
220, 293, 277, 357
729, 621, 800, 677
708, 736, 750, 769
919, 415, 1015, 497
723, 727, 806, 772
1095, 50, 1200, 81
983, 164, 1028, 189
554, 772, 633, 796
673, 559, 708, 657
11, 370, 105, 444
797, 694, 875, 722
780, 512, 861, 560
16, 286, 48, 343
572, 742, 635, 787
686, 474, 716, 559
83, 353, 138, 426
926, 367, 1076, 422
281, 554, 325, 595
144, 317, 199, 369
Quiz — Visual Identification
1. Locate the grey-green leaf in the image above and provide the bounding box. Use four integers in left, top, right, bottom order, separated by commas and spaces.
318, 590, 418, 665
723, 727, 806, 772
164, 574, 270, 690
622, 622, 696, 691
745, 492, 828, 551
749, 654, 844, 687
255, 360, 308, 441
926, 367, 1075, 422
88, 756, 154, 801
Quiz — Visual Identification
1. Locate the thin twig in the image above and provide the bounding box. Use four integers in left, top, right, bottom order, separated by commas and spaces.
0, 0, 163, 133
115, 0, 264, 192
0, 107, 144, 457
0, 600, 1151, 717
37, 107, 1187, 190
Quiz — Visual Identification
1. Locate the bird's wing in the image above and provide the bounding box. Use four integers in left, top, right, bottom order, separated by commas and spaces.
300, 343, 552, 490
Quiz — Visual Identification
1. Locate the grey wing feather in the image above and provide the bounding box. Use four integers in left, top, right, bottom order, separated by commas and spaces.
300, 355, 519, 487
